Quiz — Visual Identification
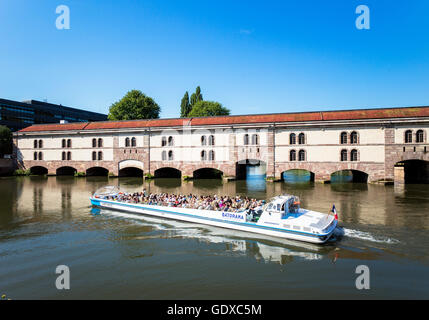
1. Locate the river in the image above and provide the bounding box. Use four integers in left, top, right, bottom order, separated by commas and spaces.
0, 176, 428, 299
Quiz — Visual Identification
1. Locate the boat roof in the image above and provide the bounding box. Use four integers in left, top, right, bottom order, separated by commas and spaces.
269, 195, 298, 204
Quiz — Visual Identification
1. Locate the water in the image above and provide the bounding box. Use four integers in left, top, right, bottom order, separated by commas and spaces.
1, 176, 429, 299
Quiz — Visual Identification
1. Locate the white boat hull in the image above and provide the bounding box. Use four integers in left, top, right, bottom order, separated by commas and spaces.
90, 197, 337, 244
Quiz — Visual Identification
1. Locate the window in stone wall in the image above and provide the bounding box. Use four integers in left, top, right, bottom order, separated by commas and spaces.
92, 138, 97, 148
98, 151, 103, 161
340, 132, 348, 144
131, 137, 136, 147
209, 150, 215, 161
161, 136, 167, 147
62, 151, 66, 161
290, 133, 296, 145
168, 136, 174, 146
341, 149, 348, 161
290, 149, 296, 161
298, 133, 305, 145
38, 152, 43, 160
67, 139, 72, 148
98, 138, 103, 148
298, 150, 306, 161
38, 140, 43, 148
162, 150, 167, 161
62, 139, 66, 148
168, 150, 173, 161
244, 134, 249, 145
201, 150, 206, 161
67, 152, 72, 161
125, 137, 130, 147
416, 130, 424, 143
34, 151, 38, 160
405, 130, 413, 143
92, 151, 97, 160
34, 140, 38, 148
208, 135, 215, 146
252, 134, 259, 145
350, 149, 358, 162
201, 135, 207, 146
350, 131, 358, 144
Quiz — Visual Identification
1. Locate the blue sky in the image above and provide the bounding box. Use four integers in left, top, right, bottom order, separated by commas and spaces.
1, 0, 428, 118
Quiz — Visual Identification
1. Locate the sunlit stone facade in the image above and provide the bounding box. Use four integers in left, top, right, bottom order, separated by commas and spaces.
13, 106, 429, 183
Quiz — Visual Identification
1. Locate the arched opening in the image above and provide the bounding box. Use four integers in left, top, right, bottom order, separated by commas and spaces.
193, 168, 223, 179
282, 169, 315, 183
30, 166, 48, 175
395, 160, 429, 184
331, 170, 368, 183
56, 166, 77, 176
236, 159, 266, 180
154, 167, 181, 178
86, 167, 109, 177
119, 167, 143, 177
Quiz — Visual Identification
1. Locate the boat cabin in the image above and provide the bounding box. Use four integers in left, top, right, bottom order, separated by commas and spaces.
257, 195, 301, 223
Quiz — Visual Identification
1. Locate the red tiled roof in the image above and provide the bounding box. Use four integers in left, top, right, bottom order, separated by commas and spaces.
18, 106, 429, 133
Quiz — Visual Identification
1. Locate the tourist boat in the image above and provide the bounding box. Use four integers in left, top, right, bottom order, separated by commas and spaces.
90, 186, 339, 244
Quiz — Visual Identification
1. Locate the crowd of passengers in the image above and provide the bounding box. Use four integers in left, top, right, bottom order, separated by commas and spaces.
104, 189, 265, 213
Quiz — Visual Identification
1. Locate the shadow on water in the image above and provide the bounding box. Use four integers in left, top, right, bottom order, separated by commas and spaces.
153, 178, 182, 189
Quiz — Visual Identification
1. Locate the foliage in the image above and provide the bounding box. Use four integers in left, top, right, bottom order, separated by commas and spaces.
180, 91, 191, 118
13, 169, 31, 176
187, 101, 230, 117
144, 173, 154, 180
181, 86, 204, 117
0, 125, 13, 156
108, 90, 160, 121
74, 171, 86, 177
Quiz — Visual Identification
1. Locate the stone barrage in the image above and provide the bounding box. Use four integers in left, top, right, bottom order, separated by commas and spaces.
12, 106, 429, 184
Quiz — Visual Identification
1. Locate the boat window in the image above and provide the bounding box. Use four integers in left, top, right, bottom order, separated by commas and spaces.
276, 204, 281, 211
267, 203, 273, 210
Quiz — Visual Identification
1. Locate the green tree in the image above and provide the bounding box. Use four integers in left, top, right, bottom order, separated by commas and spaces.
108, 90, 160, 121
187, 101, 230, 117
186, 86, 204, 117
0, 125, 13, 156
180, 91, 191, 118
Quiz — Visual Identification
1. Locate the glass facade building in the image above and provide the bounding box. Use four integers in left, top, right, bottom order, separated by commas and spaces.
0, 98, 107, 131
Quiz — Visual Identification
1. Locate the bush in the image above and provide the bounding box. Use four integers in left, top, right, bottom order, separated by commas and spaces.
74, 171, 86, 177
144, 173, 154, 180
13, 169, 31, 176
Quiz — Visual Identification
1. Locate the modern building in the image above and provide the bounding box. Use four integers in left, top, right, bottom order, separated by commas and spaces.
0, 98, 107, 131
13, 105, 429, 184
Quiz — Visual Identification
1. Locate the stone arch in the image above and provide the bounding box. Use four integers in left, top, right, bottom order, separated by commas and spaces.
395, 159, 429, 184
119, 167, 143, 177
235, 159, 266, 180
56, 166, 77, 176
118, 159, 144, 177
86, 166, 109, 176
193, 167, 223, 179
30, 166, 48, 175
154, 167, 182, 178
330, 169, 368, 183
281, 169, 315, 182
119, 159, 143, 170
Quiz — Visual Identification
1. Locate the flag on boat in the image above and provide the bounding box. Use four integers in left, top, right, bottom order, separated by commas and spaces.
331, 204, 338, 220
